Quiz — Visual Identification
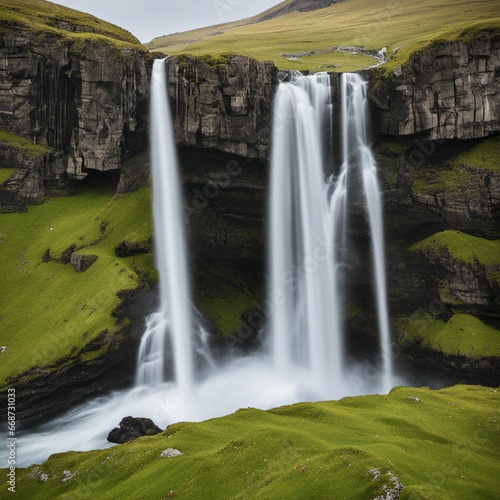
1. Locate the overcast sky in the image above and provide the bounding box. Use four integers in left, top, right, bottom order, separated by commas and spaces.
49, 0, 283, 43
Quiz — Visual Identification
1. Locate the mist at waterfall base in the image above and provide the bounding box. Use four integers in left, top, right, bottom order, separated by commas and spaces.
11, 64, 410, 468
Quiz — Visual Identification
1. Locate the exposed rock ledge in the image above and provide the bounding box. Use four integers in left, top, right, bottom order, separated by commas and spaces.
166, 55, 277, 161
0, 32, 149, 184
370, 31, 500, 140
1, 31, 498, 202
402, 343, 500, 387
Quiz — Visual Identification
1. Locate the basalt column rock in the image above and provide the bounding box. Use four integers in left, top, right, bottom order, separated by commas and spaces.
166, 55, 277, 161
0, 31, 150, 183
370, 30, 500, 140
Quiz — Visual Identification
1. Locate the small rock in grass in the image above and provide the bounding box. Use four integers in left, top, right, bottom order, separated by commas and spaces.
70, 253, 98, 273
61, 470, 77, 483
161, 448, 183, 458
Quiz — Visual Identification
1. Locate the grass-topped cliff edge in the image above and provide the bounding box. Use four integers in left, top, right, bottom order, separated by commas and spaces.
148, 0, 500, 73
7, 385, 500, 499
0, 0, 147, 52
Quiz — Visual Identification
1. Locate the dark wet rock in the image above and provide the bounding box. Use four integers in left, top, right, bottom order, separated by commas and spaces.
107, 416, 162, 444
115, 238, 152, 258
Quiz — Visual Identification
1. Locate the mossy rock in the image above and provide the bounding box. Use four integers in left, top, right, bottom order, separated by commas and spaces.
396, 312, 500, 358
70, 253, 98, 273
410, 230, 500, 269
0, 129, 52, 157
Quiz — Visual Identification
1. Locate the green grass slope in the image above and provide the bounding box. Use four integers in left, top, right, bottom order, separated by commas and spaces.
0, 129, 52, 158
410, 136, 500, 196
11, 385, 500, 499
401, 230, 500, 357
411, 230, 500, 269
0, 185, 153, 387
148, 0, 500, 72
0, 0, 145, 50
147, 0, 293, 51
400, 313, 500, 357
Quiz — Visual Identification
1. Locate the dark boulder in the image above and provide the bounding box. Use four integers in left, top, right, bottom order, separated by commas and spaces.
107, 416, 162, 444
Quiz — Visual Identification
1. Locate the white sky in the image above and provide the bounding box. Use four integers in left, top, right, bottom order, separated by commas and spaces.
49, 0, 284, 42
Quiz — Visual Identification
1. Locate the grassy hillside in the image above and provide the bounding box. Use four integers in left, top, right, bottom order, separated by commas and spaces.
147, 0, 292, 51
10, 385, 500, 499
400, 313, 500, 357
148, 0, 500, 72
0, 0, 145, 49
0, 184, 154, 387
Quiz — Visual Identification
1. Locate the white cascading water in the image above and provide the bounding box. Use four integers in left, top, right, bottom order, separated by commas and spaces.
135, 59, 195, 409
269, 71, 393, 397
7, 69, 398, 469
269, 71, 343, 399
340, 72, 393, 392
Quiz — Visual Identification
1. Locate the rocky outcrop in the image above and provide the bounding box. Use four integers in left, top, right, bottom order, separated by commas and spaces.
0, 145, 52, 203
107, 416, 162, 444
403, 166, 500, 237
259, 0, 341, 22
70, 253, 98, 273
0, 31, 149, 187
167, 55, 277, 161
370, 31, 500, 140
410, 244, 500, 312
402, 343, 500, 387
375, 138, 500, 239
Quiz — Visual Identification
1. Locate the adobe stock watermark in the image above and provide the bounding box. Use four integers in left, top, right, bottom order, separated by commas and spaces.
347, 342, 402, 393
409, 408, 499, 498
6, 389, 16, 493
191, 159, 243, 212
224, 235, 335, 348
212, 0, 244, 22
404, 138, 446, 169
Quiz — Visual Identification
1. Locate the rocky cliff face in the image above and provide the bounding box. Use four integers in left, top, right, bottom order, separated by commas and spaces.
167, 55, 277, 161
361, 31, 500, 384
259, 0, 341, 22
0, 31, 149, 199
370, 31, 500, 140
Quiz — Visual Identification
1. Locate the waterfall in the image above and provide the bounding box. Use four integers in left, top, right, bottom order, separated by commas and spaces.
269, 72, 343, 400
10, 68, 399, 470
135, 59, 195, 408
340, 73, 393, 392
269, 71, 393, 397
